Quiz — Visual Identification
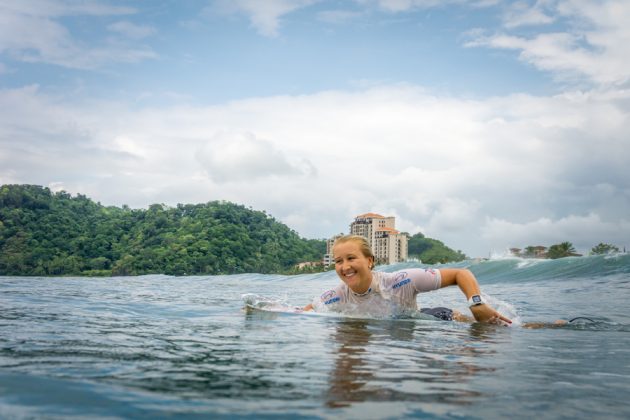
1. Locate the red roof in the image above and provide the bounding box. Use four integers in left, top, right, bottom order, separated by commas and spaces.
355, 212, 385, 219
377, 227, 399, 234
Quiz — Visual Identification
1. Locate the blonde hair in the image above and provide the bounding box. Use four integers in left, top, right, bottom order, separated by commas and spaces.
333, 235, 375, 268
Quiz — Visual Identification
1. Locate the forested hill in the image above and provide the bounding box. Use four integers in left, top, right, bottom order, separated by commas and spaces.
407, 233, 467, 264
0, 184, 325, 276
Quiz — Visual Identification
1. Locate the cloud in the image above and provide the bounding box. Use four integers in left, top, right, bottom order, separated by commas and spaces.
2, 83, 629, 256
317, 9, 365, 24
209, 0, 319, 37
361, 0, 499, 12
0, 1, 156, 69
466, 0, 630, 86
502, 1, 555, 28
0, 86, 140, 196
196, 131, 310, 182
107, 21, 156, 39
482, 214, 630, 254
0, 0, 135, 18
205, 0, 498, 36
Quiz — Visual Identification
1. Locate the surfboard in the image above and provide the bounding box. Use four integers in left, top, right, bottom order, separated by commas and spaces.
242, 293, 312, 315
241, 293, 460, 321
244, 302, 307, 314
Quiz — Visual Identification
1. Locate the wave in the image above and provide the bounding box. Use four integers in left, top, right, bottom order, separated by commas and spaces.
468, 252, 630, 283
371, 253, 630, 284
93, 252, 629, 287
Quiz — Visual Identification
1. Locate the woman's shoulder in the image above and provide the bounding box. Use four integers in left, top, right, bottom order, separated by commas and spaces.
373, 270, 407, 286
375, 268, 441, 291
374, 268, 436, 280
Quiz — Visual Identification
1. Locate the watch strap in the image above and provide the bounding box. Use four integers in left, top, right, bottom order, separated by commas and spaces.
467, 294, 485, 307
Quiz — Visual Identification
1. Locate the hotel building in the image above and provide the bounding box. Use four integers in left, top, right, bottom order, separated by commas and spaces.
324, 213, 408, 266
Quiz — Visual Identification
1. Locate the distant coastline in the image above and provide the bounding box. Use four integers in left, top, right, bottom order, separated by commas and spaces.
0, 184, 324, 277
0, 184, 465, 277
508, 242, 623, 259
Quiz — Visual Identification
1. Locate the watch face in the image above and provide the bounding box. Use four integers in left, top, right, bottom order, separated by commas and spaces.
472, 295, 482, 304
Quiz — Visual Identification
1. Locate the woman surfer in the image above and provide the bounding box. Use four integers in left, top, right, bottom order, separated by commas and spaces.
304, 235, 512, 324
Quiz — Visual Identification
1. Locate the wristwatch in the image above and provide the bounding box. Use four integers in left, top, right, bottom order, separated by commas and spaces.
467, 294, 485, 307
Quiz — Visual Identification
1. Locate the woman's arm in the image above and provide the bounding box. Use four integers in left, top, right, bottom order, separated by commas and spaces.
439, 268, 512, 325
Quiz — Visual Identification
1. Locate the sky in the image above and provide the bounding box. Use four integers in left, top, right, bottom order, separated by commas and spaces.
1, 0, 629, 258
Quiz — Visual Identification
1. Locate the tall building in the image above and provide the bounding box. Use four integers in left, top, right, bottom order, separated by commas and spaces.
323, 233, 344, 266
324, 213, 408, 266
350, 213, 407, 265
349, 212, 396, 245
373, 226, 408, 265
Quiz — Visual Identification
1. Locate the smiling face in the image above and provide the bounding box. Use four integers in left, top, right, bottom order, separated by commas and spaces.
333, 239, 374, 294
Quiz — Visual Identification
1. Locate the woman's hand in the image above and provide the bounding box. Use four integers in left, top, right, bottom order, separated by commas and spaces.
470, 304, 512, 325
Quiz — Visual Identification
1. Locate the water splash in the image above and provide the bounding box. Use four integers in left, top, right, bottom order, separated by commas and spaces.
241, 293, 304, 313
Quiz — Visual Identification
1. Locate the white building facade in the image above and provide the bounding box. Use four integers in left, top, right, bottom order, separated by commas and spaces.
322, 233, 344, 266
324, 213, 408, 266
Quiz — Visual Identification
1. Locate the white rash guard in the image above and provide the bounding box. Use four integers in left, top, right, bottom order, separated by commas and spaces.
314, 268, 442, 313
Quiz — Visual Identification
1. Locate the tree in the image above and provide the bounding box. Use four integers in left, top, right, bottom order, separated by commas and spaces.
407, 232, 467, 264
547, 242, 579, 259
590, 243, 619, 255
0, 184, 326, 276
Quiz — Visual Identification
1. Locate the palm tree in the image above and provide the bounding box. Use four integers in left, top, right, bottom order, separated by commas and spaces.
590, 243, 619, 255
547, 242, 578, 259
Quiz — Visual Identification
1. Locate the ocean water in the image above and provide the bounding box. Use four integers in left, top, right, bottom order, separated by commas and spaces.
1, 254, 629, 419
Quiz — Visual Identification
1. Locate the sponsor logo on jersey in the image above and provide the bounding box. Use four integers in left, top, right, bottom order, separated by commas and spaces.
324, 296, 341, 305
424, 268, 437, 276
392, 278, 411, 289
393, 272, 407, 283
320, 290, 335, 300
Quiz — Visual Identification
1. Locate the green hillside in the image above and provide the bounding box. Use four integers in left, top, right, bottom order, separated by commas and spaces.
0, 184, 325, 276
407, 232, 467, 264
